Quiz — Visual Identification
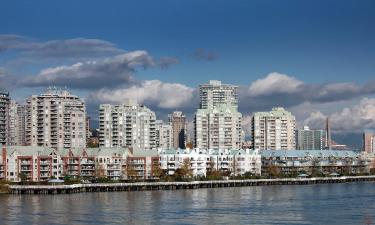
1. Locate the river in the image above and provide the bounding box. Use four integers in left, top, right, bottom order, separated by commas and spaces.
0, 182, 374, 224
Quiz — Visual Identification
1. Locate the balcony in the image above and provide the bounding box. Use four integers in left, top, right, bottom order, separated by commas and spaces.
20, 166, 32, 171
20, 161, 32, 165
40, 172, 50, 178
68, 165, 79, 170
40, 166, 50, 171
81, 160, 95, 165
81, 166, 95, 170
81, 171, 94, 176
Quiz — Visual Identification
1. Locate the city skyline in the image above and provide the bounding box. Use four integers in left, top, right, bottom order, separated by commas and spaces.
1, 1, 375, 148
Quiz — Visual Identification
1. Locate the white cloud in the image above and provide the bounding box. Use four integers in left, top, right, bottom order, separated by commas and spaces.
88, 80, 195, 109
247, 72, 303, 96
20, 51, 154, 89
304, 98, 375, 133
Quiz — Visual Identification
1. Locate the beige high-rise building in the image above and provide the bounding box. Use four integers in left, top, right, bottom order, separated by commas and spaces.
199, 80, 238, 109
168, 111, 186, 149
363, 132, 374, 153
26, 88, 87, 149
195, 104, 243, 150
99, 100, 156, 150
252, 107, 296, 150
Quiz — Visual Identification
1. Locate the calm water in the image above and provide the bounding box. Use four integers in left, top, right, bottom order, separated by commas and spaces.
0, 182, 374, 225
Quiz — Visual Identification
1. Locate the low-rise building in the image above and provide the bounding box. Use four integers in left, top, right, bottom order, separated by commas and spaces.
261, 150, 369, 176
0, 145, 158, 182
159, 148, 261, 177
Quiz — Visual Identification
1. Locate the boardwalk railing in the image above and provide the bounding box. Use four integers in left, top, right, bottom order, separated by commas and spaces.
8, 175, 375, 194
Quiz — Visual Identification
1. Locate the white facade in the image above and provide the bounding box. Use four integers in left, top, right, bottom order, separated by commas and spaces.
199, 80, 238, 109
252, 107, 296, 150
99, 100, 156, 150
159, 148, 261, 177
195, 105, 243, 150
25, 88, 86, 149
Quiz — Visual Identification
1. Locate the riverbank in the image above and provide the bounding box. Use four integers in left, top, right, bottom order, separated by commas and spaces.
7, 175, 375, 194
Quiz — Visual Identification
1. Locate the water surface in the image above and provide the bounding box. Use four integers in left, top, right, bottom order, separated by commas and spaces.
0, 182, 374, 224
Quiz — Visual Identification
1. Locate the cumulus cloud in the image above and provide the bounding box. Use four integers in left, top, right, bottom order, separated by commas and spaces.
193, 49, 217, 61
239, 72, 375, 112
304, 98, 375, 133
0, 34, 123, 59
248, 72, 303, 96
88, 80, 195, 109
19, 51, 155, 89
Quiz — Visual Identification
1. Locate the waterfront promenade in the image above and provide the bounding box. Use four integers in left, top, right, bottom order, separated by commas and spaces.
8, 175, 375, 194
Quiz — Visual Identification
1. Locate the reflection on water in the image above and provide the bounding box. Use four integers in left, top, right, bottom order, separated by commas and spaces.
0, 182, 374, 224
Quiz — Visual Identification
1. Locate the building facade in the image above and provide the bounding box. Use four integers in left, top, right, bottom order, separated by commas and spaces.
168, 111, 186, 149
0, 90, 10, 145
159, 148, 261, 177
155, 120, 173, 150
199, 80, 238, 109
0, 145, 159, 182
99, 100, 156, 150
363, 132, 374, 153
195, 105, 243, 150
261, 150, 369, 176
252, 107, 296, 150
25, 88, 86, 149
8, 101, 27, 146
295, 126, 326, 150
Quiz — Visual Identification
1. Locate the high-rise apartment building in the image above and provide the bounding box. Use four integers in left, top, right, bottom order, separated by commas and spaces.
195, 104, 243, 150
155, 120, 173, 150
363, 132, 374, 153
26, 88, 86, 149
199, 80, 238, 109
252, 107, 296, 150
295, 126, 326, 150
99, 100, 156, 150
168, 111, 186, 149
8, 101, 27, 146
0, 89, 10, 144
195, 80, 242, 150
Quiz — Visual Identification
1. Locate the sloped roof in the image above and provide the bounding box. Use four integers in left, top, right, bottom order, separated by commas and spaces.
261, 150, 359, 158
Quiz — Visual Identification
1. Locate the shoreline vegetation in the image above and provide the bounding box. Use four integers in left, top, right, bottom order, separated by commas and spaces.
5, 175, 375, 195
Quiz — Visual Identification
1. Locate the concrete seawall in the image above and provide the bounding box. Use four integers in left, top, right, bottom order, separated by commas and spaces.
8, 175, 375, 195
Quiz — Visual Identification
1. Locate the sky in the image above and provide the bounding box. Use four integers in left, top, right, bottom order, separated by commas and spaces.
1, 0, 375, 147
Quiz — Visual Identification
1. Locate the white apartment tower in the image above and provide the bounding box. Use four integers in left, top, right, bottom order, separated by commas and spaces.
195, 80, 242, 149
26, 88, 87, 149
155, 120, 173, 150
199, 80, 238, 109
195, 105, 243, 150
99, 100, 156, 150
252, 107, 296, 150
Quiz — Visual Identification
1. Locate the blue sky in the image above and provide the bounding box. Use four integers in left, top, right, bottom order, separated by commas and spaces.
1, 0, 375, 146
2, 0, 375, 85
